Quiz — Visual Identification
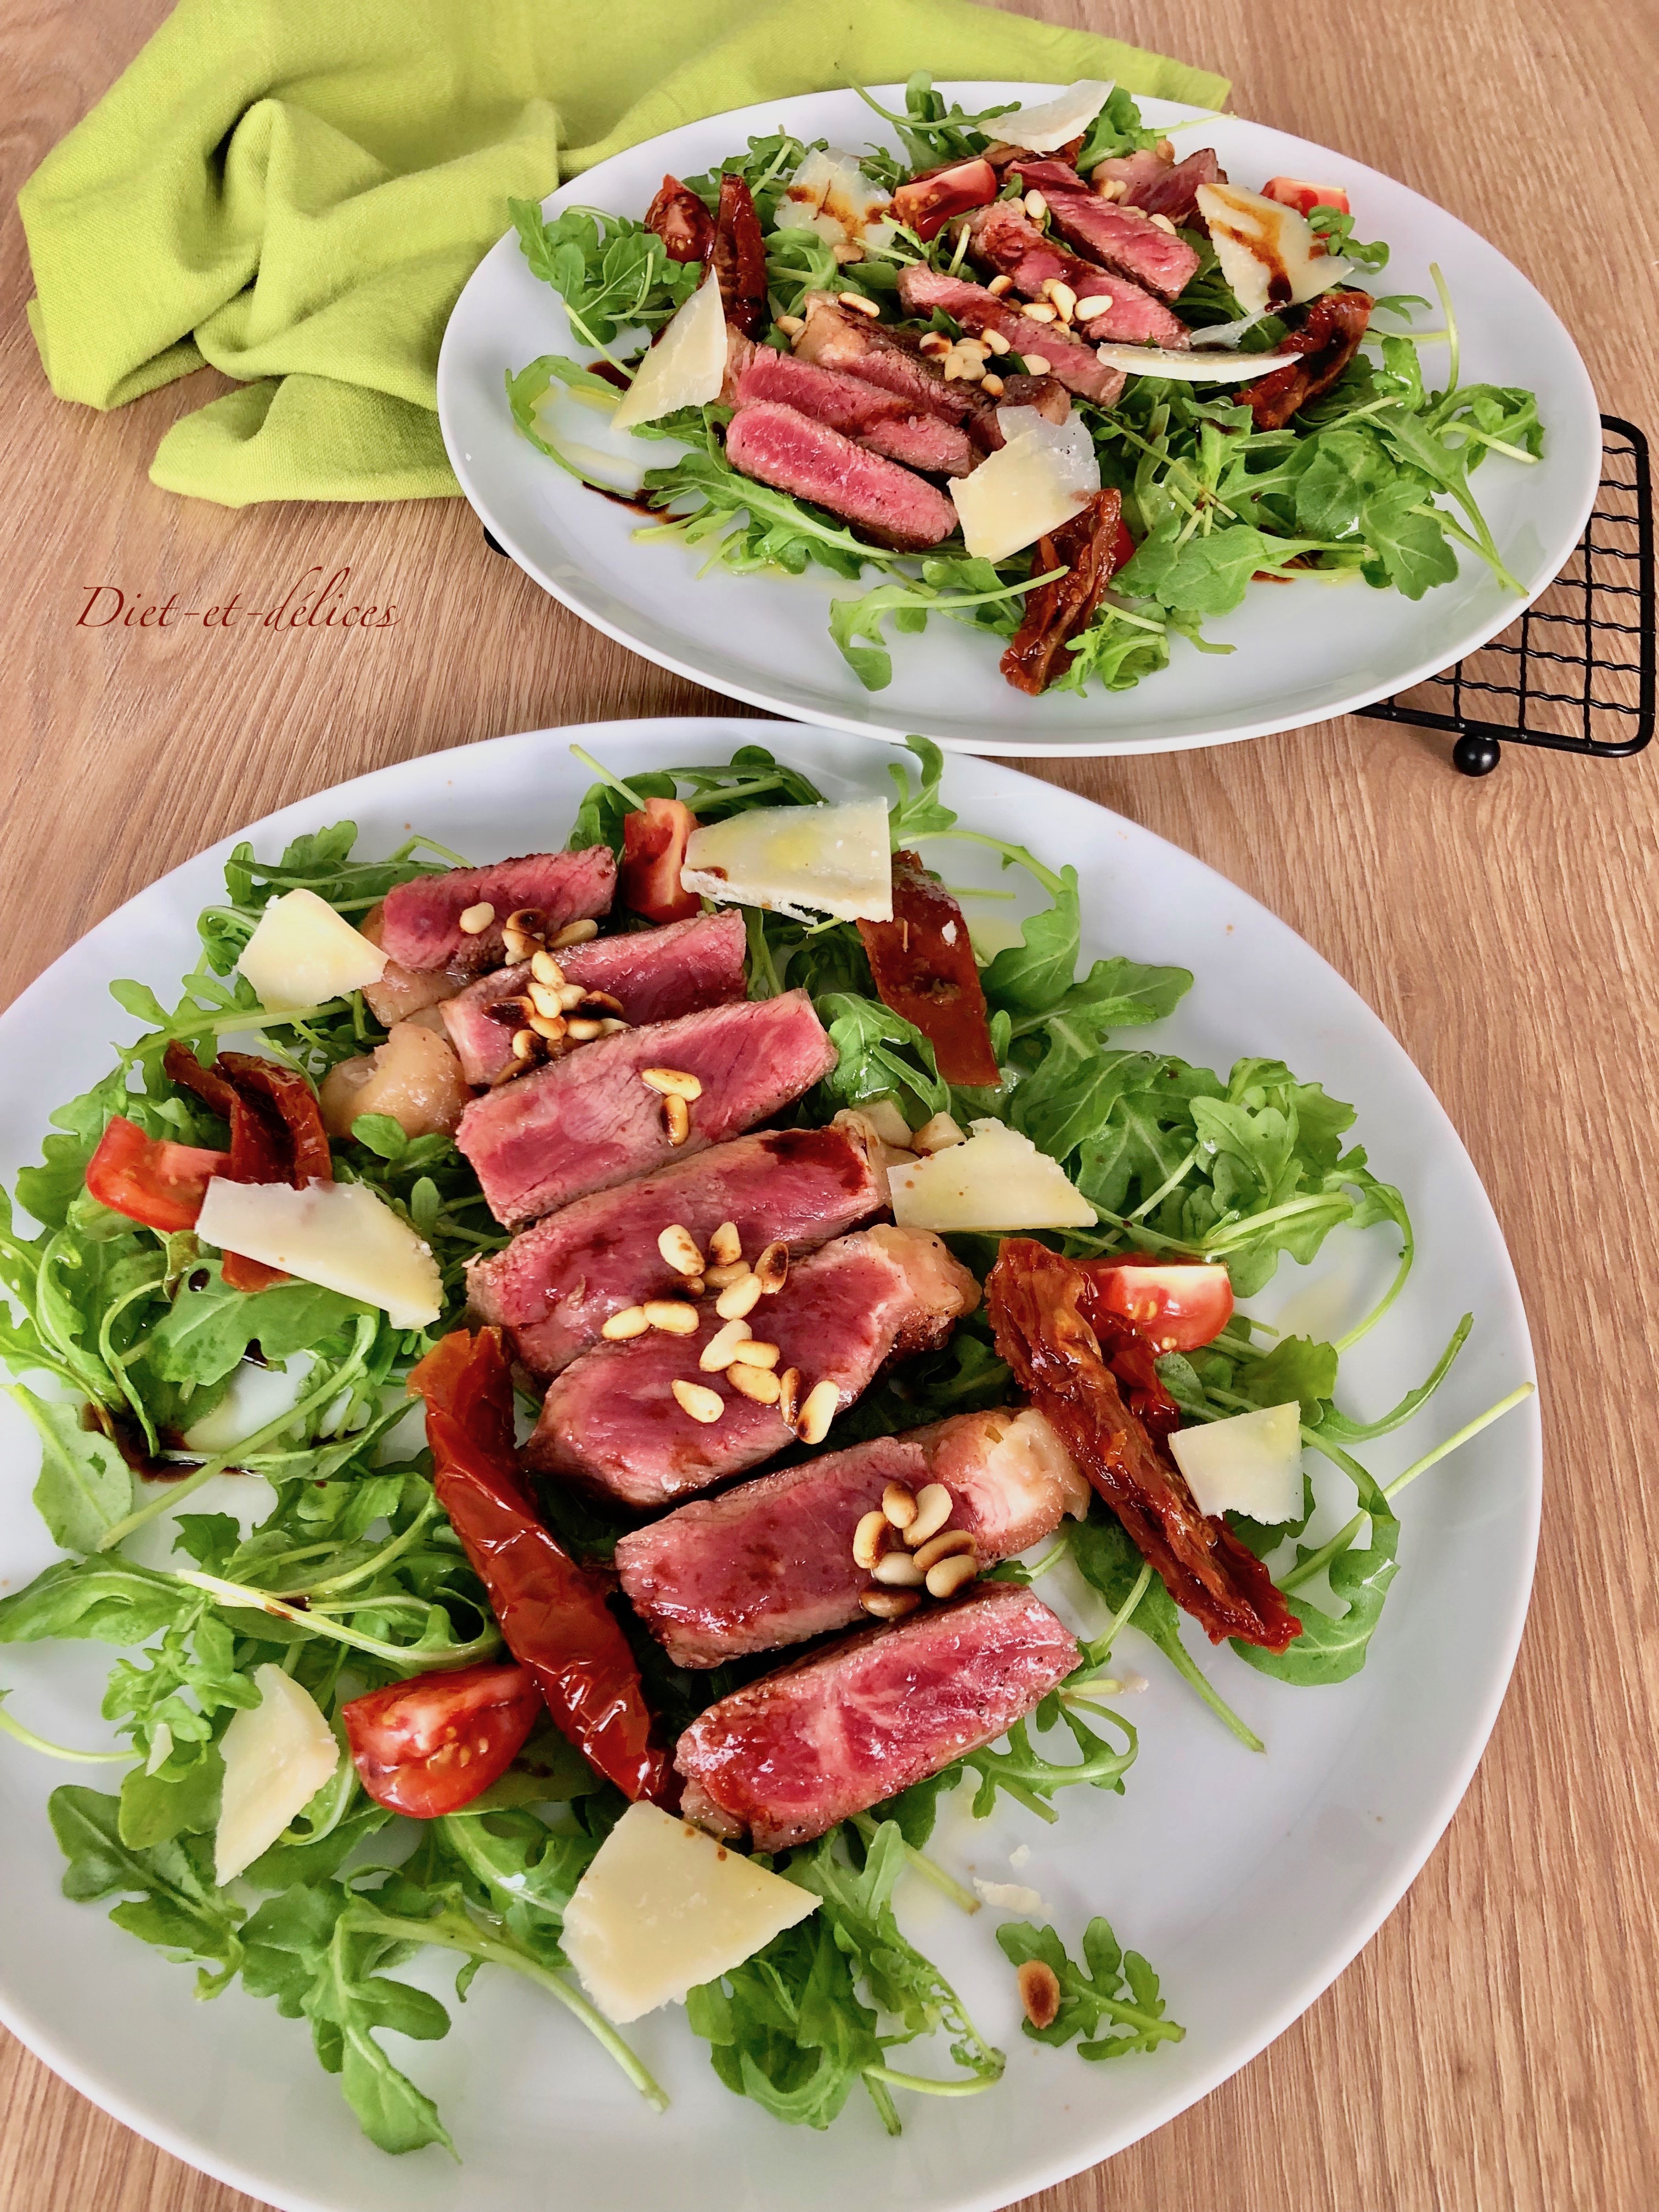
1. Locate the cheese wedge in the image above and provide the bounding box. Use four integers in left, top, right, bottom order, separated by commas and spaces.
1169, 1401, 1303, 1523
215, 1664, 340, 1884
889, 1118, 1097, 1232
995, 80, 1116, 155
949, 407, 1100, 563
775, 149, 896, 253
237, 888, 387, 1014
680, 798, 893, 923
612, 272, 728, 431
562, 1802, 819, 2023
1195, 182, 1351, 320
195, 1178, 442, 1329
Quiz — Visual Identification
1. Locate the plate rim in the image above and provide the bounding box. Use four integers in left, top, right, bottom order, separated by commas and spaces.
436, 85, 1602, 758
0, 716, 1542, 2211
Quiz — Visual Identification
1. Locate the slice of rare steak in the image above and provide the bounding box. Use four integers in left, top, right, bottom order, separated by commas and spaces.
378, 848, 617, 977
894, 268, 1127, 405
725, 403, 958, 552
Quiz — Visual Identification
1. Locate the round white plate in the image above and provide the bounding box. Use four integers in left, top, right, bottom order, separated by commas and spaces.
0, 720, 1540, 2212
437, 87, 1601, 757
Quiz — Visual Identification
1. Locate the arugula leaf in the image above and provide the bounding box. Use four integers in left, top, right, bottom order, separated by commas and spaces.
995, 1915, 1183, 2058
9, 1387, 133, 1553
884, 734, 955, 846
850, 72, 1019, 170
812, 994, 950, 1119
510, 200, 699, 348
50, 1784, 245, 1996
1358, 479, 1460, 599
142, 1269, 373, 1388
0, 1556, 187, 1645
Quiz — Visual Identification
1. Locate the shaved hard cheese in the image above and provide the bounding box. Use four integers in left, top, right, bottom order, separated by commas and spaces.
1169, 1401, 1302, 1524
237, 888, 387, 1013
1195, 180, 1351, 320
890, 1118, 1097, 1232
562, 1802, 819, 2023
1092, 342, 1301, 381
215, 1664, 340, 1884
680, 798, 893, 923
195, 1178, 442, 1329
611, 271, 727, 432
949, 405, 1100, 563
775, 148, 896, 253
995, 78, 1116, 154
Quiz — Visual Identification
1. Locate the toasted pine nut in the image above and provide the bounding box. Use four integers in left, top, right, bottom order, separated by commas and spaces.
832, 240, 863, 264
861, 1589, 920, 1620
529, 950, 566, 988
926, 1550, 979, 1599
987, 273, 1014, 295
602, 1305, 651, 1340
642, 1066, 702, 1100
912, 1527, 975, 1573
735, 1339, 780, 1369
1074, 296, 1114, 321
715, 1271, 763, 1321
1156, 138, 1176, 161
1043, 279, 1077, 320
708, 1222, 743, 1266
906, 1482, 953, 1547
776, 312, 806, 335
459, 901, 496, 934
1023, 354, 1052, 376
699, 1317, 754, 1372
1149, 212, 1178, 234
882, 1482, 918, 1531
956, 336, 989, 361
980, 371, 1005, 396
1022, 300, 1058, 323
753, 1242, 788, 1294
577, 990, 625, 1015
503, 908, 546, 958
511, 1028, 538, 1062
658, 1223, 704, 1277
839, 292, 881, 317
853, 1510, 890, 1570
672, 1379, 725, 1424
1023, 189, 1048, 219
911, 1112, 966, 1154
682, 1276, 706, 1297
777, 1367, 800, 1426
528, 981, 566, 1020
556, 981, 589, 1011
873, 1550, 925, 1588
952, 354, 985, 383
795, 1378, 838, 1446
598, 1017, 630, 1034
918, 330, 951, 356
1018, 1958, 1062, 2030
983, 326, 1011, 356
642, 1299, 699, 1336
665, 1093, 691, 1146
704, 1259, 751, 1289
551, 918, 599, 949
727, 1361, 781, 1404
528, 1012, 566, 1043
1096, 177, 1127, 201
942, 358, 963, 382
565, 1018, 605, 1041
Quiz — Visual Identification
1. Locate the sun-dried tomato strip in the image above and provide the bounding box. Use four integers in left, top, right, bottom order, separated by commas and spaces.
857, 850, 1001, 1087
410, 1330, 678, 1806
163, 1043, 333, 1290
986, 1239, 1301, 1651
1241, 289, 1372, 430
645, 174, 715, 264
1001, 490, 1132, 697
216, 1053, 333, 1186
713, 173, 768, 338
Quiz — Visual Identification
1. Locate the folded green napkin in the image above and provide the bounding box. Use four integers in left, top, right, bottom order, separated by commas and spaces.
19, 0, 1227, 507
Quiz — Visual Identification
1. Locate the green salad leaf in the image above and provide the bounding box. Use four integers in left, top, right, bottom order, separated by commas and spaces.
995, 1914, 1184, 2059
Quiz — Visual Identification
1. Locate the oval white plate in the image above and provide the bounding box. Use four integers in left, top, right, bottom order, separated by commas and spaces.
437, 87, 1601, 756
0, 720, 1540, 2212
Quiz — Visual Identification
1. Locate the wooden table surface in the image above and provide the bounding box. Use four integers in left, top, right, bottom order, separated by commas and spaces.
3, 1, 1656, 2207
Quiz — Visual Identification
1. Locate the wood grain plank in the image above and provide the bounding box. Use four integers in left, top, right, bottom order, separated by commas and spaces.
1, 0, 1656, 2207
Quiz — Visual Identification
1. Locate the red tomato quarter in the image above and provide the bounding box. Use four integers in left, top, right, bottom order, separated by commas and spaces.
1084, 1254, 1234, 1352
893, 156, 998, 241
1261, 177, 1351, 217
341, 1660, 543, 1818
85, 1116, 229, 1233
620, 797, 700, 924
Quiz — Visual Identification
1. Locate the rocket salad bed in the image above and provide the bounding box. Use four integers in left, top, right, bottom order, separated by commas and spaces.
0, 739, 1529, 2155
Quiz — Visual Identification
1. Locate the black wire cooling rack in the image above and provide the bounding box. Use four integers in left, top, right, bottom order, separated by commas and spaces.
1366, 415, 1655, 775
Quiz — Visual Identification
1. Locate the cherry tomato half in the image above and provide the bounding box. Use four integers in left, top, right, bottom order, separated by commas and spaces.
1084, 1254, 1234, 1352
341, 1660, 543, 1818
84, 1116, 229, 1233
1261, 176, 1351, 217
893, 156, 998, 242
620, 796, 700, 924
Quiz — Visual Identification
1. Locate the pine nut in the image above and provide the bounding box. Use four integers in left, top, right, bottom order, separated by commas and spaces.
529, 950, 566, 988
925, 1551, 979, 1599
577, 990, 625, 1015
753, 1242, 788, 1295
503, 909, 547, 959
642, 1299, 699, 1335
1018, 1958, 1062, 2029
682, 1276, 706, 1297
777, 1367, 800, 1426
642, 1066, 702, 1100
776, 312, 806, 335
664, 1093, 691, 1146
727, 1361, 781, 1404
987, 273, 1014, 295
529, 981, 566, 1020
983, 326, 1011, 355
1149, 212, 1178, 234
705, 1259, 751, 1289
1023, 189, 1048, 219
597, 1017, 629, 1034
511, 1028, 538, 1062
853, 1510, 890, 1570
672, 1379, 725, 1424
918, 330, 951, 356
459, 901, 496, 934
943, 358, 963, 382
715, 1271, 763, 1321
882, 1482, 918, 1531
873, 1550, 925, 1588
601, 1305, 650, 1340
1043, 279, 1077, 320
795, 1378, 838, 1446
708, 1222, 743, 1266
906, 1482, 953, 1547
1096, 177, 1127, 201
911, 1112, 966, 1154
980, 372, 1005, 396
832, 240, 863, 264
551, 918, 599, 949
912, 1527, 975, 1574
1022, 300, 1058, 323
528, 1012, 566, 1043
1074, 295, 1113, 320
658, 1223, 704, 1277
565, 1018, 605, 1041
735, 1339, 779, 1369
699, 1317, 755, 1372
861, 1589, 919, 1620
1023, 354, 1052, 376
556, 982, 588, 1011
956, 336, 989, 361
839, 292, 882, 317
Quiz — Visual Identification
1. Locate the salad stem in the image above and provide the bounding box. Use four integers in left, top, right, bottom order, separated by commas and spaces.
567, 743, 648, 811
851, 1814, 979, 1914
0, 1693, 132, 1764
173, 1567, 501, 1668
864, 2064, 999, 2099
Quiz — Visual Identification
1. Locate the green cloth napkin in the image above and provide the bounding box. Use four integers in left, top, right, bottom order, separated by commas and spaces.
19, 0, 1228, 507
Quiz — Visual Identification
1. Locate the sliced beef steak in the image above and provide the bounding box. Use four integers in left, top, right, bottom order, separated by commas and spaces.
961, 204, 1190, 349
527, 1226, 979, 1508
676, 1583, 1080, 1848
725, 404, 958, 551
359, 905, 469, 1027
467, 1117, 884, 1378
895, 269, 1127, 407
792, 296, 980, 425
441, 910, 748, 1087
733, 349, 975, 475
1129, 147, 1223, 228
617, 1408, 1086, 1667
455, 989, 836, 1228
378, 849, 616, 978
1039, 190, 1200, 303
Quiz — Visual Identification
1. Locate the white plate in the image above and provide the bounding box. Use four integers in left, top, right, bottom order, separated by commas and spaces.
437, 88, 1601, 756
0, 720, 1540, 2212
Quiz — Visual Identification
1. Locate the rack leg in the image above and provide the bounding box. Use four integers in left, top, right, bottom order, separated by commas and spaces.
1453, 732, 1502, 776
